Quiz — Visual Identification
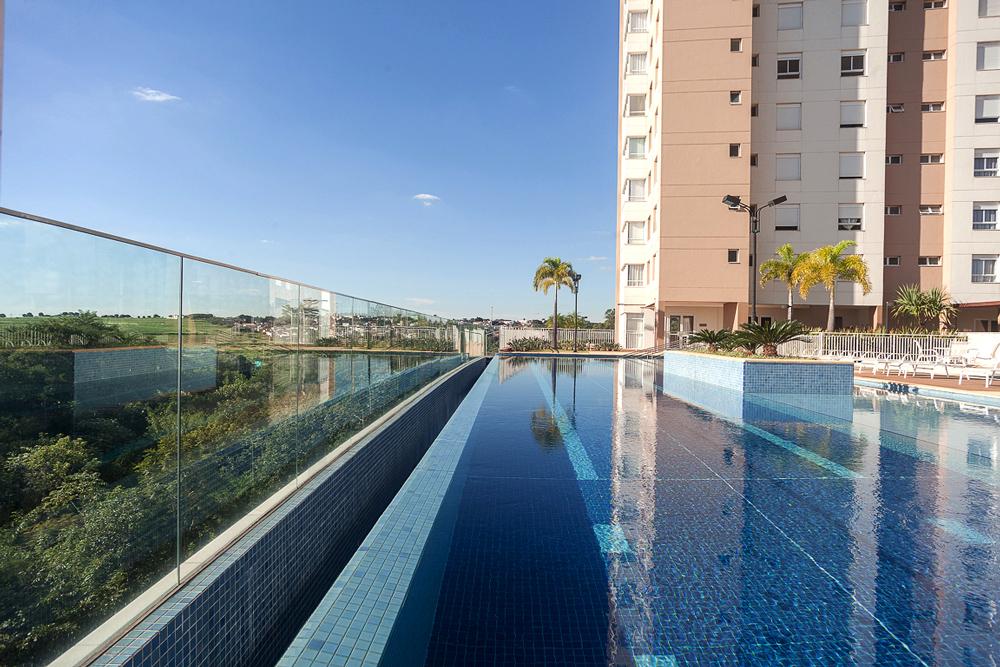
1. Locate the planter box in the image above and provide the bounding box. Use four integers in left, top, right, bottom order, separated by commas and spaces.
663, 350, 853, 395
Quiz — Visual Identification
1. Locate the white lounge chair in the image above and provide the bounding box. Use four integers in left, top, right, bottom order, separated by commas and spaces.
956, 342, 1000, 388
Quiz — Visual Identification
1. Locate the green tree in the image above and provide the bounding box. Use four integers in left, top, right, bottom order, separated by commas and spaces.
892, 284, 958, 330
759, 243, 805, 322
793, 241, 872, 331
604, 308, 615, 328
532, 258, 576, 349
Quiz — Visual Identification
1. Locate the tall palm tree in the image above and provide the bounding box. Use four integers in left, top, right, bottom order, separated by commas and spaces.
533, 257, 576, 349
792, 241, 872, 331
759, 243, 805, 322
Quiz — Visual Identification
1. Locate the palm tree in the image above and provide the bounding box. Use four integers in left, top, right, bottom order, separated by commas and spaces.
792, 241, 872, 331
892, 284, 958, 330
533, 257, 576, 349
759, 243, 805, 321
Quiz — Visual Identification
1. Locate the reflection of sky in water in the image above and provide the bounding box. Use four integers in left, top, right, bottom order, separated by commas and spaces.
0, 214, 434, 320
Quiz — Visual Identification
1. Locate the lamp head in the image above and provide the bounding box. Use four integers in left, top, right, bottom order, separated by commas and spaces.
722, 194, 742, 208
768, 195, 788, 207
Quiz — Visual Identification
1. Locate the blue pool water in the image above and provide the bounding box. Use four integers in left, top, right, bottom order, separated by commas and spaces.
285, 357, 1000, 666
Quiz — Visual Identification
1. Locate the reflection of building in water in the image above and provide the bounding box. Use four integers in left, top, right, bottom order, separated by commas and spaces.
854, 391, 999, 663
607, 359, 658, 657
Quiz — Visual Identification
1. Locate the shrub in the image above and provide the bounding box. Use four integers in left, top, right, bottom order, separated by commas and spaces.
687, 329, 734, 352
505, 337, 551, 352
732, 320, 810, 357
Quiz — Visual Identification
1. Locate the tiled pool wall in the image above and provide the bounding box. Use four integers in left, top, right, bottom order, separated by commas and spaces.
277, 360, 498, 667
663, 350, 853, 394
90, 357, 488, 667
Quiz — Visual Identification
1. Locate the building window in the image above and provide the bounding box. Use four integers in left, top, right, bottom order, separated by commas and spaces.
924, 0, 946, 7
626, 136, 646, 159
730, 90, 742, 104
885, 256, 901, 267
887, 103, 905, 113
975, 94, 1000, 123
775, 204, 800, 231
920, 153, 944, 164
752, 54, 760, 67
922, 50, 946, 61
972, 255, 999, 282
626, 221, 647, 244
627, 52, 648, 75
982, 0, 1000, 17
919, 204, 943, 215
840, 101, 865, 128
751, 103, 759, 117
626, 264, 645, 287
843, 0, 867, 25
973, 202, 999, 229
626, 94, 646, 116
975, 148, 1000, 176
921, 102, 944, 112
840, 152, 864, 179
776, 103, 802, 130
778, 3, 804, 29
838, 204, 864, 231
625, 179, 646, 202
776, 154, 802, 180
729, 143, 741, 158
731, 38, 743, 52
777, 53, 802, 79
753, 4, 761, 17
978, 42, 1000, 70
628, 11, 649, 33
886, 154, 903, 165
886, 205, 903, 215
889, 1, 906, 9
918, 256, 942, 266
888, 52, 905, 63
727, 249, 740, 263
750, 153, 759, 166
841, 51, 866, 76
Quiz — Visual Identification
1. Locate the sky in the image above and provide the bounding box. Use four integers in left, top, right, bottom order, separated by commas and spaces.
0, 1, 619, 321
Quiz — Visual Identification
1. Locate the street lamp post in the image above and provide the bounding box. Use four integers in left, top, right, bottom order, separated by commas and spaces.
571, 272, 582, 352
721, 194, 787, 323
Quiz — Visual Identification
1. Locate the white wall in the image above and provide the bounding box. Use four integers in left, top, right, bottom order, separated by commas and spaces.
944, 3, 1000, 305
752, 0, 887, 309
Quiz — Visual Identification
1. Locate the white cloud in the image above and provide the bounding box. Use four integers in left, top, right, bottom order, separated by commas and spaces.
583, 256, 608, 261
406, 297, 435, 306
132, 86, 181, 103
259, 239, 273, 244
504, 84, 523, 94
412, 194, 440, 207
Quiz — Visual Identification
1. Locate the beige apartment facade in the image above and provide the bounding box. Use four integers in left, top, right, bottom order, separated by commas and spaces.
616, 0, 1000, 349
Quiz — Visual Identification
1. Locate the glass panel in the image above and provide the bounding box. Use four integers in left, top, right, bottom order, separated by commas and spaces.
0, 209, 461, 663
0, 213, 180, 665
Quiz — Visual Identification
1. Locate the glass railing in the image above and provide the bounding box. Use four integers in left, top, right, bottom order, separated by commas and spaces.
0, 207, 473, 666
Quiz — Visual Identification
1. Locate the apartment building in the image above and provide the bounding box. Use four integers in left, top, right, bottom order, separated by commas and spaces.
615, 0, 1000, 348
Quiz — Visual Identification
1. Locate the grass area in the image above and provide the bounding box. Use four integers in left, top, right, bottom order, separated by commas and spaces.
0, 316, 230, 338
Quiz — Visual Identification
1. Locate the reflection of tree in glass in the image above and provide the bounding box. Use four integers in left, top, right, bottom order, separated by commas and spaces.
530, 406, 563, 450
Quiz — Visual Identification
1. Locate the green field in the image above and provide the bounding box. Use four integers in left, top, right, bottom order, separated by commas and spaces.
0, 316, 230, 338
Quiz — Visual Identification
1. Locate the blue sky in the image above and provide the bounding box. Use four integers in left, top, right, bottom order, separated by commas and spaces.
1, 1, 618, 321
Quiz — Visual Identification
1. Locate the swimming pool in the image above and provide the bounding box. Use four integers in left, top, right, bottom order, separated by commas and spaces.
282, 356, 999, 666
